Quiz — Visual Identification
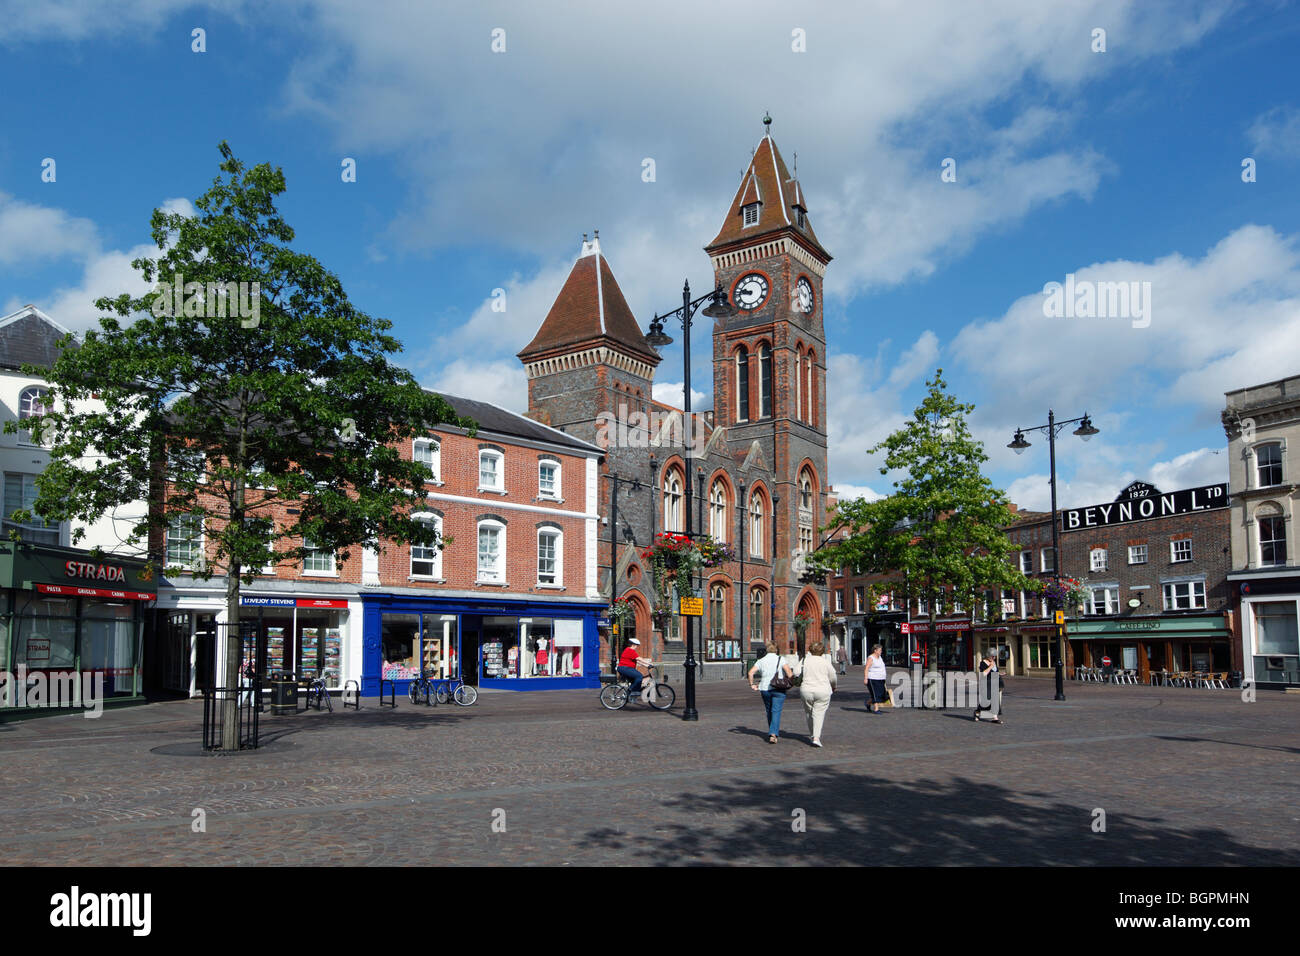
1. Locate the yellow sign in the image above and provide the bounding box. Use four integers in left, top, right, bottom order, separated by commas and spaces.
1054, 610, 1065, 625
679, 597, 703, 617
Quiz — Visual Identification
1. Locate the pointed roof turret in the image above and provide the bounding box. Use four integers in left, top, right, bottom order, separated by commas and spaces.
518, 234, 660, 366
705, 119, 830, 263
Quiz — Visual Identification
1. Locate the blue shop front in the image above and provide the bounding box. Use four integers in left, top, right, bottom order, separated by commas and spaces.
360, 593, 604, 695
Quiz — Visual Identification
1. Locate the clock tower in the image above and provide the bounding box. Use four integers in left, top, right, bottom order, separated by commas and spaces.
706, 116, 833, 646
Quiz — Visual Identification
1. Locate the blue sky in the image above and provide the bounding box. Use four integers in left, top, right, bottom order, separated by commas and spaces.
2, 0, 1298, 511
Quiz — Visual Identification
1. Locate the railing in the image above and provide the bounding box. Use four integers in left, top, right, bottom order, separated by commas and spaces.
378, 679, 398, 707
343, 680, 361, 710
202, 676, 261, 750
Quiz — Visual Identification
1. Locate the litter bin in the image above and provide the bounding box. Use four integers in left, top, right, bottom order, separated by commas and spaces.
270, 672, 298, 715
1229, 671, 1243, 689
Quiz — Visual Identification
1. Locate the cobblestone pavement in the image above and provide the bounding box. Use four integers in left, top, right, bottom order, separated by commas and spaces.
2, 670, 1297, 866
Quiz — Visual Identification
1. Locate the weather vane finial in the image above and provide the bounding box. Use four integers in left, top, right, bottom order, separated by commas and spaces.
762, 111, 772, 132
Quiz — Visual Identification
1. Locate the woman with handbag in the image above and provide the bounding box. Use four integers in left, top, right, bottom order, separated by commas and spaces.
748, 641, 795, 744
864, 643, 888, 714
798, 641, 837, 747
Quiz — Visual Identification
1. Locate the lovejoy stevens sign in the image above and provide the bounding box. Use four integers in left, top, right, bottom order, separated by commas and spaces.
1060, 481, 1228, 532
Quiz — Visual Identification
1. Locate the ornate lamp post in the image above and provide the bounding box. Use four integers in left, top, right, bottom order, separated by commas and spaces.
1008, 410, 1099, 701
644, 280, 736, 721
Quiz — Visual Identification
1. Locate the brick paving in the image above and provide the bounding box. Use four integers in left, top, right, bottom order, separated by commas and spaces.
1, 668, 1297, 866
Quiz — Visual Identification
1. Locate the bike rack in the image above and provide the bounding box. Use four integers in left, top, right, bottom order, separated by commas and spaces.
343, 680, 361, 710
378, 679, 397, 708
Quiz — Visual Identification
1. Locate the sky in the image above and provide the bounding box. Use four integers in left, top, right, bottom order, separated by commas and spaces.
2, 0, 1298, 512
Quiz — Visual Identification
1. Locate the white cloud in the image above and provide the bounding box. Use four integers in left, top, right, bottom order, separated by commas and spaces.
0, 192, 98, 265
829, 483, 886, 505
425, 358, 528, 413
652, 382, 708, 411
1003, 447, 1227, 512
1247, 105, 1300, 159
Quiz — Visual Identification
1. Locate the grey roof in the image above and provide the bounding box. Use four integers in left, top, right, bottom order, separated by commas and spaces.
0, 306, 76, 371
432, 391, 602, 454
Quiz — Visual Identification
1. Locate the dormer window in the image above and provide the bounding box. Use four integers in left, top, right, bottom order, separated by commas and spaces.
742, 203, 759, 227
795, 207, 806, 228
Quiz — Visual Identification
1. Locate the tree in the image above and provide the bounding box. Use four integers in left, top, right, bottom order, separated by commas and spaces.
17, 142, 472, 748
811, 370, 1029, 686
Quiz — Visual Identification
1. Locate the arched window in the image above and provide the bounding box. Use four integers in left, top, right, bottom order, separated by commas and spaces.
758, 344, 772, 418
735, 347, 750, 422
798, 471, 815, 554
710, 583, 727, 638
18, 386, 49, 446
749, 491, 765, 558
663, 469, 684, 533
749, 587, 765, 643
477, 518, 506, 582
709, 480, 728, 542
537, 524, 563, 586
794, 347, 803, 421
804, 350, 815, 426
413, 438, 440, 482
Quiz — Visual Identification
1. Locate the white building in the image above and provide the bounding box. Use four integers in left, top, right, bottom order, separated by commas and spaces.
1223, 374, 1300, 689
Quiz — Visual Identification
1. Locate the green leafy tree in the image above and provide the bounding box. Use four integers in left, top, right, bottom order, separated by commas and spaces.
12, 143, 472, 748
811, 370, 1029, 676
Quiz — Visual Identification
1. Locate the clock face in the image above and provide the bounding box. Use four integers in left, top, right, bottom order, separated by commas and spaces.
735, 273, 769, 311
796, 277, 814, 313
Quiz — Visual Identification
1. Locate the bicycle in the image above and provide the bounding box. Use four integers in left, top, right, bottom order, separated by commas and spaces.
599, 665, 675, 711
408, 671, 435, 706
306, 673, 333, 712
433, 674, 478, 706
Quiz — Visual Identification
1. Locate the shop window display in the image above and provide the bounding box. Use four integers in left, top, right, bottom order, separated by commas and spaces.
382, 612, 420, 680
14, 595, 77, 669
476, 616, 583, 680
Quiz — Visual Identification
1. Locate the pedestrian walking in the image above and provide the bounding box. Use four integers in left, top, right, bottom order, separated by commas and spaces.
864, 643, 888, 714
799, 641, 837, 747
974, 652, 1003, 723
748, 641, 795, 744
836, 644, 848, 675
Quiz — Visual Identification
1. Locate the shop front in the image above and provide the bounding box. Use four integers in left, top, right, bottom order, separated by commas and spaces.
0, 542, 154, 707
1068, 614, 1234, 683
362, 594, 603, 695
1235, 574, 1300, 689
901, 619, 972, 669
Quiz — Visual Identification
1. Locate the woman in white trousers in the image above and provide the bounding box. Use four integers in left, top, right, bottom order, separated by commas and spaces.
798, 641, 838, 747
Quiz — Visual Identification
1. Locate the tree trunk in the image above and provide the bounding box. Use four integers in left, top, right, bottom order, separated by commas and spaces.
221, 564, 242, 750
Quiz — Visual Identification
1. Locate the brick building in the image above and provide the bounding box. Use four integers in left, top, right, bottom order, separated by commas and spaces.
1223, 374, 1300, 689
1061, 480, 1235, 682
520, 119, 832, 680
149, 392, 606, 697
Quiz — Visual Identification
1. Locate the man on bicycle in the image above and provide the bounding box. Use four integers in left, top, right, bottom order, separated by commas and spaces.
617, 639, 651, 697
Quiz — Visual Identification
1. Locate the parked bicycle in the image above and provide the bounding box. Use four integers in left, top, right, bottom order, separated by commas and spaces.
600, 665, 675, 711
408, 671, 436, 706
305, 673, 333, 712
433, 674, 478, 706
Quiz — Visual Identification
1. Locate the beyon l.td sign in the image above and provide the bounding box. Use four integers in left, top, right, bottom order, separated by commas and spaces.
1061, 481, 1228, 531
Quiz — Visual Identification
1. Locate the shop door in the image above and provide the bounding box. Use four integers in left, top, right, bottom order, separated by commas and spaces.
850, 630, 863, 665
461, 616, 480, 686
194, 615, 216, 689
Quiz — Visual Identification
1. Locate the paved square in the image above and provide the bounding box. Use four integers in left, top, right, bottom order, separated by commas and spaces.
2, 670, 1297, 866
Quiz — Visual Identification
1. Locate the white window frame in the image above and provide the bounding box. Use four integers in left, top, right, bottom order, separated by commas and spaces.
1170, 538, 1192, 563
17, 386, 50, 447
1259, 515, 1287, 568
749, 493, 764, 557
1162, 578, 1206, 611
478, 450, 504, 492
303, 538, 337, 576
538, 458, 561, 500
1128, 544, 1148, 565
742, 203, 759, 227
834, 589, 844, 612
1256, 442, 1283, 488
1089, 548, 1107, 572
411, 513, 443, 579
1041, 548, 1056, 573
477, 519, 506, 584
1088, 586, 1118, 616
537, 526, 562, 587
664, 471, 684, 533
1019, 551, 1033, 573
709, 481, 728, 542
414, 438, 440, 483
165, 513, 204, 570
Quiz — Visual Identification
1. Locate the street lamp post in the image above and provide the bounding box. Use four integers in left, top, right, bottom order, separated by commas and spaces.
1008, 410, 1099, 701
644, 280, 736, 721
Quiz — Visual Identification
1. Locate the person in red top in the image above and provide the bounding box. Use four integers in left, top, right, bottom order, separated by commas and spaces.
617, 639, 650, 695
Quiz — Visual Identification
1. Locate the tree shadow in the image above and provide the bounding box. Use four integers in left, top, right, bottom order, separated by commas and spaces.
581, 766, 1299, 866
1154, 734, 1300, 756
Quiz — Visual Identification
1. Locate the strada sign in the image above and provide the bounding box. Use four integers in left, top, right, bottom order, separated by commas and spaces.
65, 561, 127, 583
1061, 483, 1227, 531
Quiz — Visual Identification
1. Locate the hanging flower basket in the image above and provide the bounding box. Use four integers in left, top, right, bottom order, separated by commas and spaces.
1042, 576, 1087, 612
640, 532, 734, 612
609, 597, 634, 629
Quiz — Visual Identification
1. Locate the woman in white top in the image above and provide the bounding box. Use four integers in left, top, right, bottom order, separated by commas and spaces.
798, 641, 838, 747
748, 641, 795, 744
864, 643, 888, 714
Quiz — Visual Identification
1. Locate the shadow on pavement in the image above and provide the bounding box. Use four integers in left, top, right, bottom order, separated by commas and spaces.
581, 766, 1300, 866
